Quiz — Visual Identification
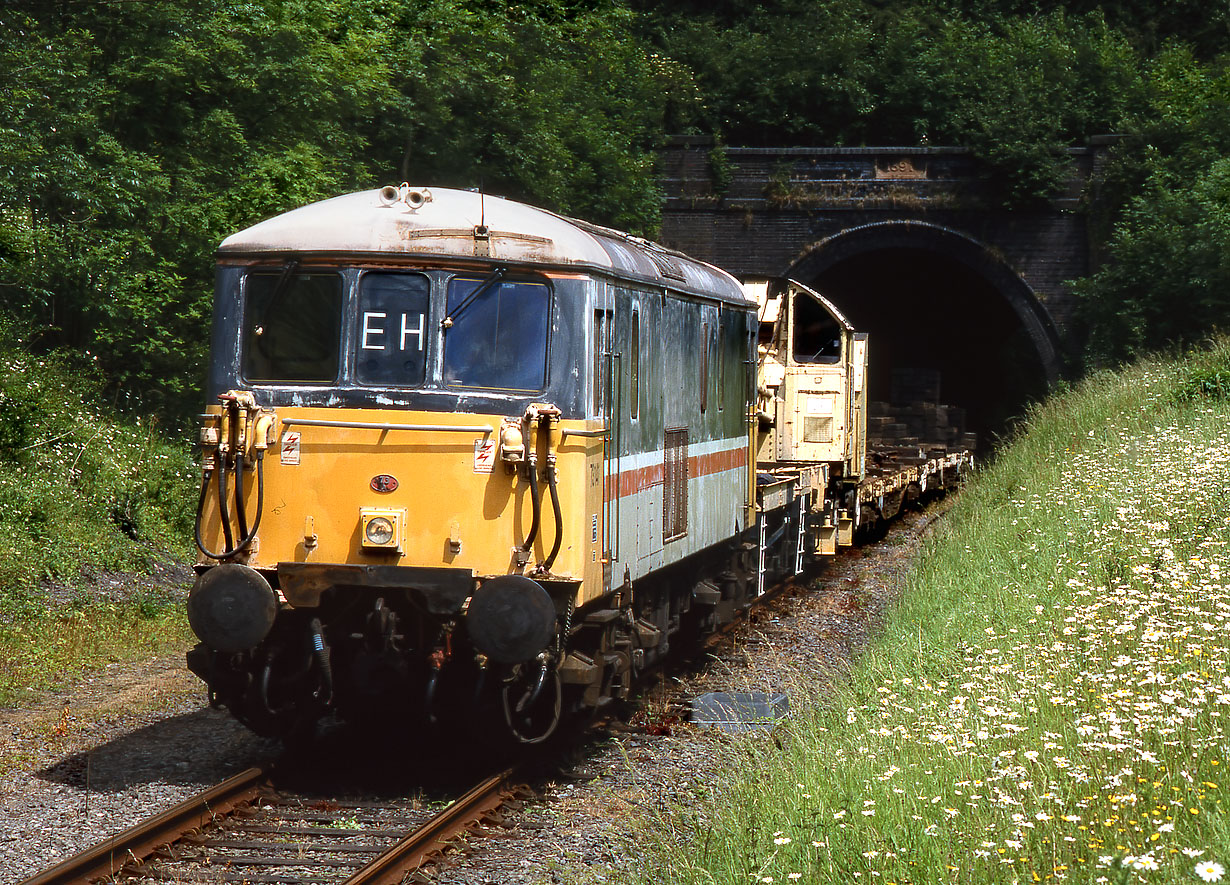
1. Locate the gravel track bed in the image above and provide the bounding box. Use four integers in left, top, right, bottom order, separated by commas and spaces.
0, 658, 277, 881
0, 503, 942, 884
427, 504, 943, 885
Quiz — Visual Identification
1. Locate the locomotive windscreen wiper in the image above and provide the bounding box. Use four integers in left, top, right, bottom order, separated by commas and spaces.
253, 258, 301, 331
441, 266, 507, 329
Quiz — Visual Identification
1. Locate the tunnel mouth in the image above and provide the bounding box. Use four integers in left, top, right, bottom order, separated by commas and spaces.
805, 246, 1049, 452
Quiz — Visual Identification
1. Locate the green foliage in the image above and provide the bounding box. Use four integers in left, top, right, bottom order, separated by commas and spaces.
1078, 155, 1230, 363
0, 0, 667, 425
1174, 339, 1230, 402
707, 140, 735, 198
0, 1, 393, 419
646, 3, 1146, 206
368, 0, 667, 233
911, 12, 1143, 205
0, 329, 195, 610
0, 602, 194, 710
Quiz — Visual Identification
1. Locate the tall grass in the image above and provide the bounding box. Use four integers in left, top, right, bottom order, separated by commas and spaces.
0, 326, 197, 699
636, 342, 1230, 884
0, 601, 194, 706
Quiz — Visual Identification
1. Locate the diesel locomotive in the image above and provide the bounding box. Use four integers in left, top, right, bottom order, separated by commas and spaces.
187, 184, 968, 742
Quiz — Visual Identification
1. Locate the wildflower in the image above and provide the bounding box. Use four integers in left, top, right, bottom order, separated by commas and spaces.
773, 836, 792, 846
1195, 860, 1225, 882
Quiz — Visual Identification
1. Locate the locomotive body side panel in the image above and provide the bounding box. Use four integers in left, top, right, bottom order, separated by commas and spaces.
602, 286, 752, 586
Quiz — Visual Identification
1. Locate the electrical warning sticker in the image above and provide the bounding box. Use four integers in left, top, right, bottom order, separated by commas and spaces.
473, 437, 496, 473
281, 431, 301, 466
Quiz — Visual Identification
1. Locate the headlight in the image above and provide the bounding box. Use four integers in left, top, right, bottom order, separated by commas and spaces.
365, 516, 395, 545
360, 508, 404, 551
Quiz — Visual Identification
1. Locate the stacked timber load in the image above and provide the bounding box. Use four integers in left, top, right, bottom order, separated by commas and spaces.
867, 368, 979, 455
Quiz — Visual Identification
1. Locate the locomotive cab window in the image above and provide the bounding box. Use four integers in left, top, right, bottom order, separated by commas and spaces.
792, 294, 842, 365
443, 276, 550, 391
356, 271, 431, 387
243, 270, 342, 382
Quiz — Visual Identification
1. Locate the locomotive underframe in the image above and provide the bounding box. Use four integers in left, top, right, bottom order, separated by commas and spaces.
187, 529, 763, 741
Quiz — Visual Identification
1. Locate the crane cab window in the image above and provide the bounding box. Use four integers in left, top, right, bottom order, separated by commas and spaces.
792, 294, 842, 364
443, 276, 550, 391
243, 270, 342, 382
356, 272, 430, 387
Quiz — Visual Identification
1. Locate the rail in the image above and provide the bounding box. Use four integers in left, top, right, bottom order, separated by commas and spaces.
19, 766, 267, 885
344, 768, 518, 885
20, 766, 520, 885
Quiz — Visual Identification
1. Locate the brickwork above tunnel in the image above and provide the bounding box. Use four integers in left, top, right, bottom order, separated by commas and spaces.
657, 138, 1115, 374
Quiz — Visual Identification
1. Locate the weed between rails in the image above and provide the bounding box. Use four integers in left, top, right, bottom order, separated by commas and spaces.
635, 344, 1230, 884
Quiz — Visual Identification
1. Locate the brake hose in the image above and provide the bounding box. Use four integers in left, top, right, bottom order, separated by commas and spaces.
522, 455, 541, 555
194, 451, 266, 560
234, 450, 249, 541
217, 460, 234, 551
543, 457, 563, 571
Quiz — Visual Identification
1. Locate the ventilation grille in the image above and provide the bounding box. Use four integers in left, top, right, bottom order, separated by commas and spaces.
803, 416, 834, 443
663, 428, 689, 541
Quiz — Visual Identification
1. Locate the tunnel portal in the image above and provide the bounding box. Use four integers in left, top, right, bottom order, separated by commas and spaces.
807, 248, 1047, 448
787, 223, 1059, 450
658, 140, 1099, 451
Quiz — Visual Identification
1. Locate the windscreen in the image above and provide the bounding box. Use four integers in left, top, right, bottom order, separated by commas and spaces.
243, 270, 342, 382
793, 294, 843, 364
356, 271, 431, 386
442, 277, 550, 391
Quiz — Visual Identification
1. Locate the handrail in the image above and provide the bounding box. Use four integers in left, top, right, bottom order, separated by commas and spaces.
281, 419, 492, 435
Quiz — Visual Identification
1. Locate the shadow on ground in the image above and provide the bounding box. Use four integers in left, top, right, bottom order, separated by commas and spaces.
36, 706, 278, 791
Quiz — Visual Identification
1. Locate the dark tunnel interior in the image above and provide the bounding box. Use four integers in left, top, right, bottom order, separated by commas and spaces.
809, 248, 1050, 450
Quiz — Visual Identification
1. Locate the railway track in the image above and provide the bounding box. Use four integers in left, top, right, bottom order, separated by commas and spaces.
19, 493, 958, 885
21, 765, 522, 885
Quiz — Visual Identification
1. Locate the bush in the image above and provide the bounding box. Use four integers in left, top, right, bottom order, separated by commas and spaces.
0, 328, 195, 614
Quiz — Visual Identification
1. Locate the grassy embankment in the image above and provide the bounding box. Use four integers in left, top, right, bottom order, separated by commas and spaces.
0, 334, 196, 705
636, 343, 1230, 884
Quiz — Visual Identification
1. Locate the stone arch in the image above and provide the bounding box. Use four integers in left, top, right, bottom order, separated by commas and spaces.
788, 221, 1063, 383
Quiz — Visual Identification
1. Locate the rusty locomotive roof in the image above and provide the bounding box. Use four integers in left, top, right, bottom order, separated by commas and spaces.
219, 185, 753, 307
